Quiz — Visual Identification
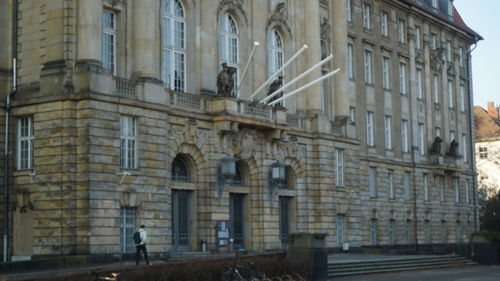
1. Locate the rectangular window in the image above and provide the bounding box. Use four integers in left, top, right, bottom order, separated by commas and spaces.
432, 0, 439, 9
346, 0, 352, 22
431, 33, 437, 50
120, 116, 137, 169
370, 219, 377, 246
369, 167, 377, 197
424, 220, 430, 243
364, 50, 373, 84
418, 123, 425, 156
398, 19, 405, 43
436, 175, 444, 202
416, 69, 423, 99
348, 43, 354, 79
401, 119, 409, 153
399, 62, 407, 94
385, 115, 392, 150
460, 84, 466, 112
446, 40, 452, 62
465, 180, 470, 204
435, 127, 441, 138
349, 106, 356, 123
404, 172, 411, 200
336, 148, 344, 187
423, 174, 429, 202
415, 26, 421, 49
17, 117, 34, 170
389, 219, 395, 244
337, 215, 345, 247
479, 147, 488, 159
448, 80, 454, 108
366, 112, 374, 146
450, 130, 456, 142
462, 134, 467, 162
382, 56, 391, 89
458, 47, 464, 67
454, 177, 460, 204
381, 11, 389, 37
103, 10, 117, 75
440, 220, 447, 243
432, 74, 440, 104
120, 208, 136, 253
388, 170, 394, 199
363, 3, 372, 30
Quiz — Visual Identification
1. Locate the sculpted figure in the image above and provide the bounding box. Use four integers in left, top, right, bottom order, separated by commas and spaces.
217, 63, 230, 96
448, 139, 459, 157
267, 76, 284, 104
430, 136, 443, 155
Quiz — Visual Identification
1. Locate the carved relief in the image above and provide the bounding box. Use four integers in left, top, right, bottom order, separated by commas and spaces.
182, 119, 198, 145
218, 0, 247, 23
430, 48, 445, 72
320, 17, 331, 43
267, 2, 292, 36
232, 129, 256, 160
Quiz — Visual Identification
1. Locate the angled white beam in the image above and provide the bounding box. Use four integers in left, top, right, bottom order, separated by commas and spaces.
269, 68, 341, 106
236, 41, 260, 98
248, 44, 308, 100
260, 54, 333, 104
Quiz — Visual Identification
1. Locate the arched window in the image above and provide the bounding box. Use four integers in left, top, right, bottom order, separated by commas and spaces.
162, 0, 186, 92
171, 155, 189, 182
219, 13, 239, 93
267, 29, 284, 77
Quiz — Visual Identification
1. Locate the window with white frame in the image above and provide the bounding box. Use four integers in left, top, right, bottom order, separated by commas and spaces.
385, 115, 392, 150
403, 171, 410, 200
397, 19, 405, 43
363, 3, 371, 30
162, 0, 186, 92
381, 11, 389, 37
440, 220, 447, 242
268, 29, 284, 78
17, 117, 34, 170
335, 148, 344, 187
401, 119, 409, 153
454, 177, 460, 204
120, 208, 136, 253
120, 115, 137, 169
364, 49, 373, 84
388, 170, 394, 199
448, 0, 454, 17
389, 219, 395, 244
479, 147, 488, 159
423, 174, 429, 202
416, 69, 423, 99
369, 167, 377, 197
102, 10, 117, 74
431, 33, 437, 50
370, 218, 377, 246
447, 80, 454, 108
462, 134, 467, 162
437, 176, 444, 202
348, 43, 355, 79
366, 111, 374, 146
349, 106, 356, 123
435, 127, 441, 138
418, 123, 425, 156
446, 40, 452, 62
220, 13, 239, 94
458, 47, 464, 67
432, 74, 440, 104
399, 62, 407, 94
337, 214, 345, 247
460, 84, 466, 112
432, 0, 438, 9
346, 0, 352, 23
415, 26, 421, 49
382, 56, 391, 89
450, 130, 456, 142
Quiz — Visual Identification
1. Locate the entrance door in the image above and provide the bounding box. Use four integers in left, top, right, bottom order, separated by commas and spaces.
172, 190, 190, 252
13, 209, 34, 259
279, 196, 290, 248
230, 193, 245, 249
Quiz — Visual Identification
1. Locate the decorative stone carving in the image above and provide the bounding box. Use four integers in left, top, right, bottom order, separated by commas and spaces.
320, 17, 330, 43
217, 63, 237, 96
217, 0, 247, 23
430, 136, 443, 155
430, 48, 445, 71
232, 129, 256, 160
447, 139, 459, 157
267, 2, 292, 36
267, 76, 283, 104
183, 119, 198, 145
415, 49, 425, 65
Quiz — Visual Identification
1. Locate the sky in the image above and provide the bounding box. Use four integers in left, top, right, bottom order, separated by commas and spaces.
454, 0, 500, 107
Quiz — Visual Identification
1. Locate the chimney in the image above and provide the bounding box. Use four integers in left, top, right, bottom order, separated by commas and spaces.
487, 101, 499, 120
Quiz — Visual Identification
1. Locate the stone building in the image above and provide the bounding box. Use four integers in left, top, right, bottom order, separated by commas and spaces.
475, 102, 500, 199
0, 0, 481, 260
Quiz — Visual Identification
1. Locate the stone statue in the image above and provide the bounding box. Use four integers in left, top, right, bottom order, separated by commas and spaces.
448, 139, 459, 157
217, 63, 237, 97
227, 66, 237, 97
430, 136, 443, 155
267, 76, 284, 104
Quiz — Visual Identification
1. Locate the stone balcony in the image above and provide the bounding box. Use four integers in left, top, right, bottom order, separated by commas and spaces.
428, 154, 465, 172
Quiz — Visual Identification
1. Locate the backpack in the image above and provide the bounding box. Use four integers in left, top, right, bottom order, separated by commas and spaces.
133, 231, 142, 244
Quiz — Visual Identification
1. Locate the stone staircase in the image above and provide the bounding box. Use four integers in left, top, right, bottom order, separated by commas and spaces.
328, 254, 477, 278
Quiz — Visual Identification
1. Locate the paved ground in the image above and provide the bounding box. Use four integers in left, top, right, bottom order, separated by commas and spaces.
331, 265, 500, 281
328, 253, 446, 264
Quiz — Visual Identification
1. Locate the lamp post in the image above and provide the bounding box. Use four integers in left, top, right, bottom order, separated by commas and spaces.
268, 162, 286, 200
217, 156, 236, 199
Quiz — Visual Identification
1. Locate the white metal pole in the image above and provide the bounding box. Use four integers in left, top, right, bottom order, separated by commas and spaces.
248, 44, 308, 100
236, 41, 259, 98
269, 68, 340, 106
260, 54, 333, 104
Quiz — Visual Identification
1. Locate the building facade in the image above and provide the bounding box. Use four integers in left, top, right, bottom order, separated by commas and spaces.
0, 0, 481, 260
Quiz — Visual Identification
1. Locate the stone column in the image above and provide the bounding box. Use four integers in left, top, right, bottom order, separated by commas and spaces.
132, 0, 157, 79
332, 0, 349, 122
302, 0, 323, 112
77, 0, 102, 65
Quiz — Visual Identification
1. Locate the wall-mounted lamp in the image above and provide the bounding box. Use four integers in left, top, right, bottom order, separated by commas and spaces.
217, 156, 236, 199
117, 171, 132, 184
268, 162, 286, 200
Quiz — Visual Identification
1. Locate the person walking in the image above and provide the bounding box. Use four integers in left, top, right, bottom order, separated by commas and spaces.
134, 225, 150, 265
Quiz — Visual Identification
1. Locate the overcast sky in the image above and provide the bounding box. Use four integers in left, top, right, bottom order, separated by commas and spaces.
454, 0, 500, 107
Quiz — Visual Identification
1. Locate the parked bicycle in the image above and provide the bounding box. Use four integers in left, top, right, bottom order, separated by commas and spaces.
221, 262, 269, 281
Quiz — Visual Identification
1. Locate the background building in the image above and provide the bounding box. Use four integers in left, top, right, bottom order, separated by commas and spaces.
474, 101, 500, 199
0, 0, 481, 260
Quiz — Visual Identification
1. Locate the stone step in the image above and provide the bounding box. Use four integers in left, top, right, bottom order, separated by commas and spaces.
329, 260, 469, 273
328, 263, 477, 278
329, 256, 467, 269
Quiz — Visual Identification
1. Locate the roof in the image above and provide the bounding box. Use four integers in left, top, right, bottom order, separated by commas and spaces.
474, 106, 500, 139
